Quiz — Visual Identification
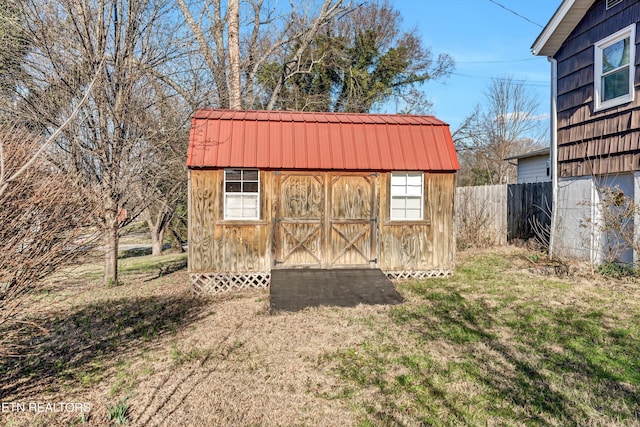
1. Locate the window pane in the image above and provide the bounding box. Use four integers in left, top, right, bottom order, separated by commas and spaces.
243, 170, 258, 181
243, 194, 258, 208
602, 38, 630, 72
226, 207, 242, 218
226, 181, 242, 192
226, 194, 242, 207
391, 184, 406, 196
243, 181, 259, 192
406, 174, 422, 186
405, 209, 422, 219
391, 197, 406, 210
225, 195, 242, 218
225, 169, 242, 181
603, 67, 630, 101
391, 173, 407, 187
242, 195, 259, 219
391, 208, 406, 219
242, 207, 259, 218
406, 184, 422, 196
406, 197, 422, 209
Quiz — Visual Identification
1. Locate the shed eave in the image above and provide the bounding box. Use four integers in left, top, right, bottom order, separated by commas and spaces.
186, 165, 460, 173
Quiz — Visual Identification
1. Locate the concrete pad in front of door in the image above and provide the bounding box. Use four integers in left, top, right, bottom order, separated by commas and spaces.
270, 268, 403, 313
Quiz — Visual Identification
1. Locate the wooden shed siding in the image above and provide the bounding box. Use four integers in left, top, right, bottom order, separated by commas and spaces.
554, 0, 640, 178
378, 173, 455, 272
189, 169, 273, 273
189, 169, 456, 274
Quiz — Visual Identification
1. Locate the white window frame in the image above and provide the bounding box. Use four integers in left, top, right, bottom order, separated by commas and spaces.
594, 24, 636, 111
390, 171, 424, 221
223, 168, 260, 220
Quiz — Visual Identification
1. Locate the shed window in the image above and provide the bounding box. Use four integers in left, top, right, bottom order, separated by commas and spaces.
390, 172, 423, 220
224, 169, 259, 220
594, 24, 635, 110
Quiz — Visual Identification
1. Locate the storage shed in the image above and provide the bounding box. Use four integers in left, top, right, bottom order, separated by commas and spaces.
187, 109, 460, 292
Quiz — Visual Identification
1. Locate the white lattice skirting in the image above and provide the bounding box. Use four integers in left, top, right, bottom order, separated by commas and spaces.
384, 270, 453, 280
191, 272, 271, 294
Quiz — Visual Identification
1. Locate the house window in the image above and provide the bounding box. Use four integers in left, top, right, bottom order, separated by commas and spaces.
594, 24, 635, 110
546, 159, 550, 177
390, 172, 424, 220
224, 169, 259, 220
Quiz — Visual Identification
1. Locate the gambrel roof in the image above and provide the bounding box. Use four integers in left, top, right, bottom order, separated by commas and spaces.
187, 109, 459, 171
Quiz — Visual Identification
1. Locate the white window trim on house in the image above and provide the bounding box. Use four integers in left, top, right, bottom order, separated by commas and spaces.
594, 24, 636, 111
390, 171, 424, 221
223, 168, 260, 220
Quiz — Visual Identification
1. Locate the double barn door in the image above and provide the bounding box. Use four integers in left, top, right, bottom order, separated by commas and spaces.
274, 172, 378, 269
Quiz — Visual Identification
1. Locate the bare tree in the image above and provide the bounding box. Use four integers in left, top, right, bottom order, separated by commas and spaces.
0, 124, 97, 334
455, 77, 545, 186
18, 0, 184, 284
134, 83, 189, 256
589, 184, 636, 268
0, 0, 29, 120
176, 0, 350, 110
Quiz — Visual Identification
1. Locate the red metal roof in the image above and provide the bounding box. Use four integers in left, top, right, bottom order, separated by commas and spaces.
187, 109, 460, 171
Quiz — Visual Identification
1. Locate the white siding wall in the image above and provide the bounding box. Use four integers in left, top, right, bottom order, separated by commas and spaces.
552, 174, 637, 264
517, 155, 550, 183
552, 176, 597, 261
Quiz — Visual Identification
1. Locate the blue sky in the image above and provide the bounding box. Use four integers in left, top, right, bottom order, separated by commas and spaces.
392, 0, 560, 138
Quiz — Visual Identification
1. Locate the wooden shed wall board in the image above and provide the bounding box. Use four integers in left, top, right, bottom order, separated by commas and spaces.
189, 169, 456, 274
554, 0, 640, 178
189, 169, 273, 273
378, 173, 455, 272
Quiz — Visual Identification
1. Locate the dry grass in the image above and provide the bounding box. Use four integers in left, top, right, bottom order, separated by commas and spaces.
1, 248, 639, 426
0, 260, 395, 426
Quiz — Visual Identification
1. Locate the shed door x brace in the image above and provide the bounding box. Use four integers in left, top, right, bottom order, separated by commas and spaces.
274, 172, 378, 269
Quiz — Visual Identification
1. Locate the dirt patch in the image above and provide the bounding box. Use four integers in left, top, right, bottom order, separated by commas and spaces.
1, 271, 396, 426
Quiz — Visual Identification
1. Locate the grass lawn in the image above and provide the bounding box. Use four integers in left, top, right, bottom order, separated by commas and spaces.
1, 247, 638, 426
328, 250, 640, 426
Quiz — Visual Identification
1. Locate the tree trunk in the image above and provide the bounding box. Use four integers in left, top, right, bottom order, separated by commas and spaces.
144, 207, 171, 257
150, 226, 165, 257
228, 0, 241, 110
169, 227, 185, 253
104, 221, 119, 286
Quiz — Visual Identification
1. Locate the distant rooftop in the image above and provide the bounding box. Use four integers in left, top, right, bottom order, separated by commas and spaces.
505, 147, 550, 161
